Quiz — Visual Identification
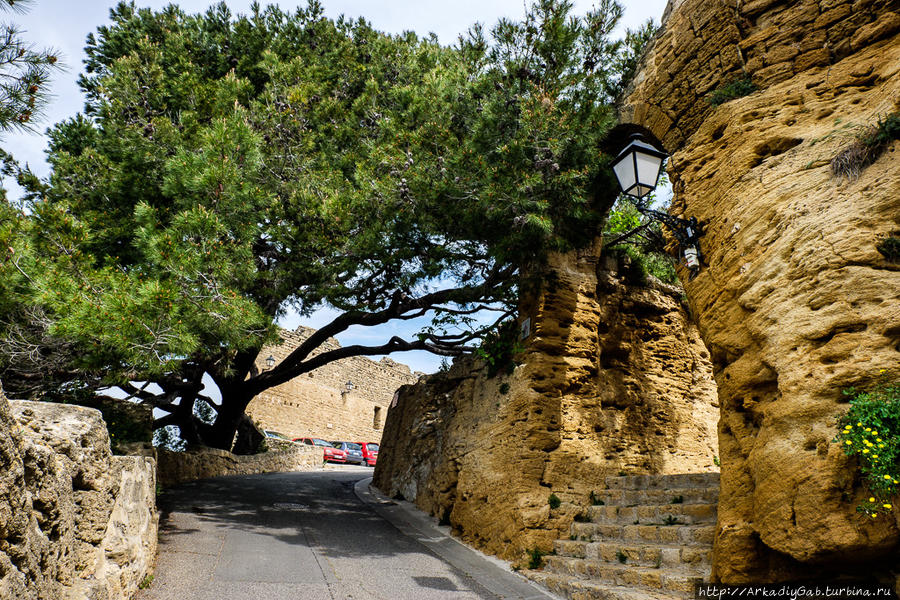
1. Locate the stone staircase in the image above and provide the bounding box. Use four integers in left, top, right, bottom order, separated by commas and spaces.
528, 473, 719, 600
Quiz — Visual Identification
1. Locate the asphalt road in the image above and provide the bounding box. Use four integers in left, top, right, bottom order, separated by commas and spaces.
137, 466, 556, 600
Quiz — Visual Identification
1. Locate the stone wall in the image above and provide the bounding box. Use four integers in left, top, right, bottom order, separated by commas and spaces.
157, 443, 324, 488
246, 327, 420, 442
374, 251, 719, 563
622, 0, 900, 585
0, 390, 157, 600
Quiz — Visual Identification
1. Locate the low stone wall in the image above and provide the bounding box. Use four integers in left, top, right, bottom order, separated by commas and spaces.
157, 443, 324, 488
0, 392, 158, 600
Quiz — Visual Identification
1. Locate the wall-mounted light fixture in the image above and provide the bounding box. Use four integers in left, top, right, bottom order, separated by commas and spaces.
265, 355, 276, 370
345, 380, 355, 392
609, 131, 705, 278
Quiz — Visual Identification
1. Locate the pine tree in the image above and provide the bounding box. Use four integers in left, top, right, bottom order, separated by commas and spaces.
1, 0, 654, 449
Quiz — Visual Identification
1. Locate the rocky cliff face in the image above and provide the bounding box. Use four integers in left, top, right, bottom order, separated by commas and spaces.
622, 0, 900, 584
374, 251, 719, 562
0, 388, 157, 600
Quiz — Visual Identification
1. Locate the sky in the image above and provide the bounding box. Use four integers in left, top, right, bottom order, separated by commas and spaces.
3, 0, 669, 374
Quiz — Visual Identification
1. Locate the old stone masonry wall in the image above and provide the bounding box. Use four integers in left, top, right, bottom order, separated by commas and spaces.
246, 326, 421, 442
623, 0, 900, 586
0, 388, 158, 600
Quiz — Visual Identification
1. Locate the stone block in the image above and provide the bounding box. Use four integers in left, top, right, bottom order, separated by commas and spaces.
850, 12, 900, 51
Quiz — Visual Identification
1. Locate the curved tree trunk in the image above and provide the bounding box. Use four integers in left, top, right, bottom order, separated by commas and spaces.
204, 387, 255, 450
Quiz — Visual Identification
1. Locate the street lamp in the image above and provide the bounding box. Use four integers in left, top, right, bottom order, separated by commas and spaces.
609, 131, 704, 276
345, 380, 355, 392
265, 355, 276, 370
611, 133, 668, 200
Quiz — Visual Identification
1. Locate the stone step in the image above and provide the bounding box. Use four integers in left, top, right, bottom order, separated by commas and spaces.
585, 502, 717, 525
528, 571, 684, 600
597, 487, 718, 507
570, 522, 716, 546
603, 473, 720, 491
543, 555, 708, 596
554, 539, 711, 569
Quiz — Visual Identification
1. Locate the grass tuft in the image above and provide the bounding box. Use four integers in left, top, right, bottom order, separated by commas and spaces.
831, 113, 900, 179
708, 76, 757, 107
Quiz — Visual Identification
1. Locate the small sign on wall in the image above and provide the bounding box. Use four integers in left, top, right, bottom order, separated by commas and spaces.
520, 317, 531, 340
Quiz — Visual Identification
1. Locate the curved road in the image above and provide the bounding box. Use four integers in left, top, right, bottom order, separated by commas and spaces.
137, 466, 555, 600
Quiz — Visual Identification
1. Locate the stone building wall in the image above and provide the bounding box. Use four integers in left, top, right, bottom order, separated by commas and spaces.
246, 327, 420, 442
374, 252, 720, 563
622, 0, 900, 585
0, 389, 157, 600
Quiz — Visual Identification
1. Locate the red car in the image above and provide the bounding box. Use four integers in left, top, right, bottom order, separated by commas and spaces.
355, 442, 380, 467
294, 437, 347, 463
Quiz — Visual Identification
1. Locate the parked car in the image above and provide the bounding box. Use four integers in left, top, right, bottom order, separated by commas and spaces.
294, 437, 347, 463
355, 442, 379, 467
264, 430, 292, 441
331, 441, 365, 466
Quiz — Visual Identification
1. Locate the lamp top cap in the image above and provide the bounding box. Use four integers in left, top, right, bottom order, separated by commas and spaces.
616, 133, 668, 160
602, 123, 668, 157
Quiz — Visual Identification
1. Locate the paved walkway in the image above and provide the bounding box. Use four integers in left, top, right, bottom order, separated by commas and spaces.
137, 467, 556, 600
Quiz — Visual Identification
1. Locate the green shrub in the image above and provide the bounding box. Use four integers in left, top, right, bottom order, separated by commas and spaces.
475, 320, 523, 378
527, 547, 546, 569
707, 76, 757, 107
833, 374, 899, 518
548, 493, 561, 509
876, 235, 900, 261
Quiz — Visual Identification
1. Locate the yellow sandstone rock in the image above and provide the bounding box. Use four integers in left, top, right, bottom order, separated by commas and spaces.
375, 248, 719, 561
623, 0, 900, 584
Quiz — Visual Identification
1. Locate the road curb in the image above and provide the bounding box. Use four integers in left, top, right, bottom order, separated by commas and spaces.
354, 477, 559, 600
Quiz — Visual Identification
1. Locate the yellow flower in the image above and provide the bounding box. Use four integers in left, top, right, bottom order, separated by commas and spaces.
870, 497, 876, 502
876, 438, 882, 442
845, 440, 852, 445
884, 504, 893, 510
871, 514, 877, 518
863, 449, 869, 453
885, 475, 892, 480
858, 422, 863, 426
865, 428, 872, 432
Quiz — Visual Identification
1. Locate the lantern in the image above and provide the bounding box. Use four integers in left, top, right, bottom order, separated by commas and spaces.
611, 133, 668, 200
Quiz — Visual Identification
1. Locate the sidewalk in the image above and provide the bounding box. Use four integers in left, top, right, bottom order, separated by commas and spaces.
354, 477, 559, 600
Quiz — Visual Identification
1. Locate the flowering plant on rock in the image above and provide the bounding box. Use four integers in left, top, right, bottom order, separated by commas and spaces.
834, 372, 900, 518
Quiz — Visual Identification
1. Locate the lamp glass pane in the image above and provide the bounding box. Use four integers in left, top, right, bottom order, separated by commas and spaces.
635, 151, 663, 194
612, 153, 636, 194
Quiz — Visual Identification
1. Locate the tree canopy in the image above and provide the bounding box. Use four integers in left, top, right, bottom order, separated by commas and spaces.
0, 0, 655, 449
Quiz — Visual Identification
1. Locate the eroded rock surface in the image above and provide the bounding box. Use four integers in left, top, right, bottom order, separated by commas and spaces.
375, 252, 719, 562
623, 0, 900, 584
0, 388, 157, 600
